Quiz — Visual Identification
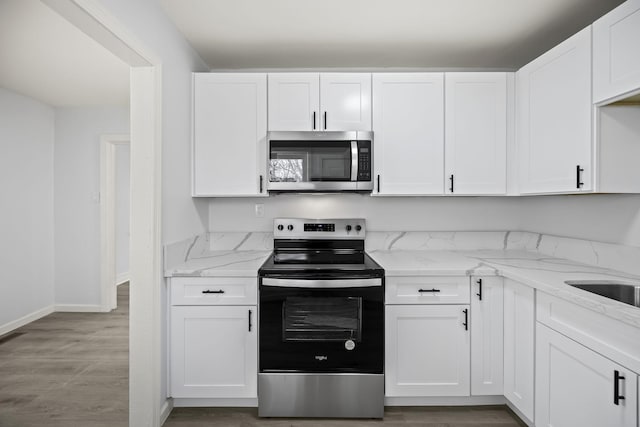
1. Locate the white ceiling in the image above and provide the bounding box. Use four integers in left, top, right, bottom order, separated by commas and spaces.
161, 0, 625, 69
0, 0, 129, 107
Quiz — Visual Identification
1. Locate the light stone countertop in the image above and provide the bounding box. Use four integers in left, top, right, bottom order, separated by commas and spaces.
164, 250, 271, 277
164, 243, 640, 329
370, 249, 640, 329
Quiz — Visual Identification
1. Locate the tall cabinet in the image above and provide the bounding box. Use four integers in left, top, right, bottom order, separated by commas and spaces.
516, 27, 592, 194
192, 73, 267, 197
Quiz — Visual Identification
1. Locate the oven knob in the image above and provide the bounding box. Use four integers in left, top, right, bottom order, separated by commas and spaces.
287, 224, 294, 231
356, 225, 362, 232
277, 224, 284, 231
346, 225, 352, 232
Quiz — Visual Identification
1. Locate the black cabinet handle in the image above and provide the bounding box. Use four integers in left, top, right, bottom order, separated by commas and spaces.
418, 288, 441, 293
462, 308, 468, 330
377, 175, 381, 193
449, 174, 454, 193
614, 370, 625, 405
324, 111, 327, 130
248, 309, 253, 332
202, 289, 225, 294
313, 112, 316, 130
259, 175, 263, 193
576, 165, 584, 189
476, 278, 483, 301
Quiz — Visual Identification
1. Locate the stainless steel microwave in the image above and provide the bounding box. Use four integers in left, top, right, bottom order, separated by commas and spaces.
267, 131, 373, 193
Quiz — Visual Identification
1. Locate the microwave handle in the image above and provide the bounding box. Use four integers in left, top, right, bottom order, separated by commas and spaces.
351, 141, 358, 181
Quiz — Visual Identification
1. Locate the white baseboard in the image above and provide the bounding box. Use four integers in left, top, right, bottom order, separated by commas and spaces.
54, 304, 106, 313
0, 305, 55, 336
116, 274, 130, 286
172, 398, 258, 407
384, 395, 506, 406
160, 398, 173, 425
505, 400, 534, 427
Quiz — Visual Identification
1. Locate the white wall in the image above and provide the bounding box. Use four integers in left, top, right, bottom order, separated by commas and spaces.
0, 88, 55, 331
54, 107, 129, 307
208, 194, 640, 248
519, 194, 640, 247
209, 195, 523, 231
115, 143, 130, 283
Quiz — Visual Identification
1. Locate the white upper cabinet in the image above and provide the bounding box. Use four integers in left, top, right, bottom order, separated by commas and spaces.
268, 73, 320, 131
192, 73, 267, 197
516, 27, 592, 194
445, 73, 507, 195
267, 73, 371, 131
593, 0, 640, 104
372, 73, 445, 195
320, 73, 372, 131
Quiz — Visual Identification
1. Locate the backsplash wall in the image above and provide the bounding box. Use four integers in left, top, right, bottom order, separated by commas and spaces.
208, 193, 640, 247
208, 194, 521, 232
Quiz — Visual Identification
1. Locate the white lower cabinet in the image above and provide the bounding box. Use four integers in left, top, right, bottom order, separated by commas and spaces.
503, 278, 535, 422
470, 276, 503, 396
169, 278, 257, 399
385, 304, 470, 397
535, 323, 638, 427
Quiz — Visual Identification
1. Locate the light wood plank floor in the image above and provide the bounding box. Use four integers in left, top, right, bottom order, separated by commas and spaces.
0, 285, 129, 427
164, 406, 527, 426
1, 284, 525, 426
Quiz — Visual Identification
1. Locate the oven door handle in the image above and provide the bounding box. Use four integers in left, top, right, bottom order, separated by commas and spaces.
261, 278, 382, 288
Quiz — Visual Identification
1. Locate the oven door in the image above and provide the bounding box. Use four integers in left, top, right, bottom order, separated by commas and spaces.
259, 277, 384, 374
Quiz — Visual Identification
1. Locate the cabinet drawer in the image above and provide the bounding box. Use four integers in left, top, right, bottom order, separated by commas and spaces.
385, 276, 470, 304
170, 277, 257, 306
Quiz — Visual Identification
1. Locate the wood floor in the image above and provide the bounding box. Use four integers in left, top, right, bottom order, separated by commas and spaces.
0, 284, 525, 426
164, 406, 527, 427
0, 285, 129, 427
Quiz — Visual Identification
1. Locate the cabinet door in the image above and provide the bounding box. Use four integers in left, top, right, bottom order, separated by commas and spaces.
536, 323, 638, 427
192, 73, 267, 196
445, 73, 507, 195
593, 0, 640, 104
320, 73, 371, 131
372, 73, 444, 195
516, 27, 592, 194
385, 304, 470, 397
470, 276, 503, 396
267, 73, 320, 131
503, 279, 534, 422
170, 305, 257, 398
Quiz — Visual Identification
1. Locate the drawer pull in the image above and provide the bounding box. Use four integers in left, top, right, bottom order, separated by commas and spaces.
418, 288, 441, 293
614, 370, 625, 405
202, 289, 225, 294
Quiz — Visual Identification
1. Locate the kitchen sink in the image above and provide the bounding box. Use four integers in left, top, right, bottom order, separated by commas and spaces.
565, 280, 640, 308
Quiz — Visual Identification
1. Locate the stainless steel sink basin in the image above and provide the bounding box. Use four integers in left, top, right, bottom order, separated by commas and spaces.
565, 280, 640, 308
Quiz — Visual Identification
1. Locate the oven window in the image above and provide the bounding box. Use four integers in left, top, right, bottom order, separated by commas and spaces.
269, 141, 352, 182
283, 297, 362, 342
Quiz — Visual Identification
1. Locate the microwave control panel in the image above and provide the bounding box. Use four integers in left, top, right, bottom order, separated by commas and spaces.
357, 141, 371, 181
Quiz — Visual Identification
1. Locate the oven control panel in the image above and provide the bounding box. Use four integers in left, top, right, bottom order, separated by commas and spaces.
274, 218, 366, 239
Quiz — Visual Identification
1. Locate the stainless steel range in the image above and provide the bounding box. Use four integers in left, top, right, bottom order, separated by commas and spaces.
258, 218, 384, 418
